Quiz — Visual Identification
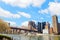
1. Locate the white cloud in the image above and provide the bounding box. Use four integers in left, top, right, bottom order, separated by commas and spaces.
21, 20, 37, 28
32, 0, 45, 7
1, 0, 46, 8
48, 2, 60, 15
39, 17, 44, 22
0, 7, 20, 18
21, 20, 36, 28
0, 7, 31, 18
39, 2, 60, 16
5, 21, 17, 26
31, 20, 37, 23
38, 9, 48, 14
18, 12, 31, 18
21, 21, 28, 27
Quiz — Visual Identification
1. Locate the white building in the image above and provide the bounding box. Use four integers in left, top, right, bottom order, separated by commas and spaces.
43, 29, 49, 34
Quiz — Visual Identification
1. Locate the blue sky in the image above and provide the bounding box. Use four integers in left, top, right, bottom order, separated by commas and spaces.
0, 0, 60, 27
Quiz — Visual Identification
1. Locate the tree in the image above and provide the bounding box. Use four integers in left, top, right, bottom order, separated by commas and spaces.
0, 19, 11, 33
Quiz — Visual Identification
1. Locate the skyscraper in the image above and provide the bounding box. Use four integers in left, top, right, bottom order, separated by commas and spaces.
43, 22, 50, 34
49, 27, 53, 34
52, 15, 58, 34
42, 22, 46, 29
57, 23, 60, 34
37, 22, 41, 33
45, 22, 50, 30
37, 22, 46, 33
28, 21, 36, 30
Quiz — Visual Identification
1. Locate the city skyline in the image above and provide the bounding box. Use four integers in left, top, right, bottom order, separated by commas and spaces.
0, 0, 60, 27
0, 13, 60, 34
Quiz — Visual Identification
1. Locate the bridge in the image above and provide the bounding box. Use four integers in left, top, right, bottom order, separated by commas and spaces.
10, 27, 38, 34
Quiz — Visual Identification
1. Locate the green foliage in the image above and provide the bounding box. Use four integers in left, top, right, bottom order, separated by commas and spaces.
0, 34, 12, 40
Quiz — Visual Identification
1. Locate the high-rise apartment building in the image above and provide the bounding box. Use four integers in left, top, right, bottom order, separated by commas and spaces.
52, 15, 58, 34
37, 22, 46, 33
